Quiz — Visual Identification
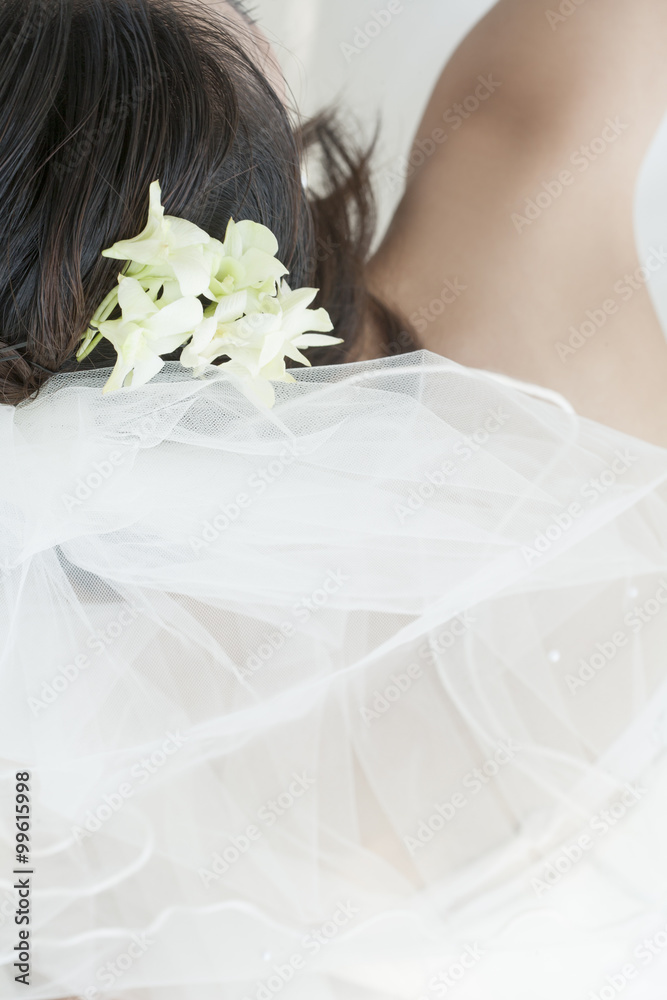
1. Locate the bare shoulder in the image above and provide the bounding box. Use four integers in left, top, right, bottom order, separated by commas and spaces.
367, 0, 667, 445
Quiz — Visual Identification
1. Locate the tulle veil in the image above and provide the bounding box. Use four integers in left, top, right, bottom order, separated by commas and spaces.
2, 349, 667, 999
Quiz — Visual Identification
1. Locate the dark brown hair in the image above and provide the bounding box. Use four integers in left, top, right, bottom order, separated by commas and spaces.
0, 0, 416, 405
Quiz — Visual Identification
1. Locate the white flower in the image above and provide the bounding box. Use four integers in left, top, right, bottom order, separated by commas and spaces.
98, 277, 203, 393
80, 179, 341, 407
181, 280, 342, 406
102, 181, 217, 297
258, 281, 341, 369
207, 218, 289, 302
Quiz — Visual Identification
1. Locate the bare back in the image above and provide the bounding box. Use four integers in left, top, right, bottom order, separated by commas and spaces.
366, 0, 667, 446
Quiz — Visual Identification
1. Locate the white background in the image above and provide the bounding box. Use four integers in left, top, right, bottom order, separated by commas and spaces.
254, 0, 667, 334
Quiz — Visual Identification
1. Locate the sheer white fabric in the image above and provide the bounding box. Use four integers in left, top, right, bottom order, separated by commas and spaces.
1, 349, 667, 1000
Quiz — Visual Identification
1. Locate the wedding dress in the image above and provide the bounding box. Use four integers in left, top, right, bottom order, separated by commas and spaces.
2, 348, 667, 1000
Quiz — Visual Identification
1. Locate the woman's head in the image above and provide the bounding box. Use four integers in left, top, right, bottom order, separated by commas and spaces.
0, 0, 413, 405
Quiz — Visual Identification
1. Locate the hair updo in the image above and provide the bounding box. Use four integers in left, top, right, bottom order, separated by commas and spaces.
0, 0, 415, 406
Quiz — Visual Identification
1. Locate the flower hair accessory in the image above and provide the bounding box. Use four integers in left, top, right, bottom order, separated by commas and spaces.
77, 180, 343, 406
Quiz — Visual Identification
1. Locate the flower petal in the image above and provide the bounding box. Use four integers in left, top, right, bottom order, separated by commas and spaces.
166, 216, 211, 248
245, 286, 282, 316
154, 279, 185, 307
258, 328, 289, 368
148, 180, 165, 224
103, 235, 167, 264
258, 354, 289, 381
278, 284, 318, 310
127, 345, 166, 390
214, 290, 248, 325
146, 296, 203, 340
222, 218, 243, 260
103, 356, 132, 394
240, 248, 288, 287
101, 180, 166, 264
180, 317, 218, 370
283, 306, 335, 338
219, 359, 276, 408
292, 333, 343, 348
222, 344, 263, 377
102, 327, 144, 393
235, 220, 280, 257
117, 277, 157, 322
170, 246, 213, 297
282, 344, 312, 367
